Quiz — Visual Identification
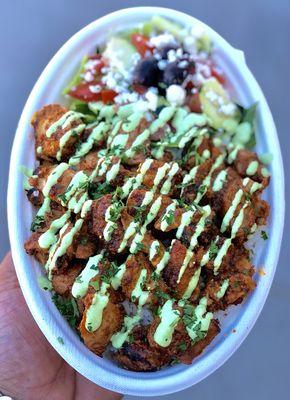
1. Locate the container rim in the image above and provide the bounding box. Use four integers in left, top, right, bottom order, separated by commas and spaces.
7, 6, 285, 397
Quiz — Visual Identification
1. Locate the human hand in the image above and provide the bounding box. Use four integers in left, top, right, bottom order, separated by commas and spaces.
0, 253, 122, 400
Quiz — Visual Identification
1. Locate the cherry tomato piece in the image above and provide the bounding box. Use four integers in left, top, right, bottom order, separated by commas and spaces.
131, 33, 154, 57
101, 89, 118, 103
211, 66, 226, 84
186, 92, 202, 113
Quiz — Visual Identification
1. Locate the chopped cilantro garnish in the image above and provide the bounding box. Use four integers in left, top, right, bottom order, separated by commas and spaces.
30, 215, 44, 232
261, 230, 268, 240
52, 294, 79, 328
162, 209, 175, 226
155, 289, 171, 300
100, 262, 120, 284
90, 280, 100, 291
209, 242, 219, 260
135, 242, 145, 253
57, 336, 64, 345
75, 276, 83, 284
179, 340, 187, 351
88, 182, 113, 200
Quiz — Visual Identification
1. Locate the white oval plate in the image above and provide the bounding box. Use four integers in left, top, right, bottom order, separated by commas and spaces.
7, 7, 284, 397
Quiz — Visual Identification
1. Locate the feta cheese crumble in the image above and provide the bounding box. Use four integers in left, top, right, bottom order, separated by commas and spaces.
166, 84, 186, 106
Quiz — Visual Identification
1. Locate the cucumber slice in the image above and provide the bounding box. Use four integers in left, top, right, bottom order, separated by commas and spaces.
103, 37, 137, 71
150, 15, 183, 38
200, 77, 240, 129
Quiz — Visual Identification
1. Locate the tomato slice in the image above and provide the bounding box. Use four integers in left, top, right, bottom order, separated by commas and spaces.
85, 56, 105, 76
186, 92, 202, 113
211, 66, 225, 85
69, 83, 117, 104
131, 33, 154, 57
69, 82, 102, 102
101, 89, 118, 104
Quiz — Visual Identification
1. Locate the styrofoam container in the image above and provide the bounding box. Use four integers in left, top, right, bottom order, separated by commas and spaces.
7, 7, 284, 397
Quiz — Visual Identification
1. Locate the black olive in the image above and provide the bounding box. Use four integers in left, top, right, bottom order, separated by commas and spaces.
162, 61, 187, 86
159, 45, 178, 59
133, 58, 161, 88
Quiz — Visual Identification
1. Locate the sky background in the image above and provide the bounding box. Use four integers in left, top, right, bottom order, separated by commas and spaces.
1, 1, 289, 399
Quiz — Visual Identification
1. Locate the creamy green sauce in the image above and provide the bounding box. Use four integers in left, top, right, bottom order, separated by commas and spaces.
153, 163, 170, 187
122, 112, 144, 132
176, 209, 195, 239
36, 146, 43, 154
227, 145, 242, 164
35, 197, 51, 219
60, 171, 88, 206
195, 154, 224, 203
130, 195, 162, 253
220, 188, 243, 233
38, 211, 71, 249
160, 202, 176, 231
183, 267, 201, 300
69, 122, 109, 166
212, 170, 228, 192
216, 279, 229, 299
131, 269, 149, 307
46, 111, 83, 138
160, 162, 179, 195
261, 167, 269, 178
111, 313, 141, 349
72, 254, 103, 298
213, 179, 262, 274
246, 160, 259, 176
186, 297, 213, 341
153, 300, 180, 347
43, 163, 69, 197
149, 240, 160, 261
56, 123, 86, 161
106, 160, 121, 182
178, 205, 211, 283
45, 219, 83, 279
85, 282, 110, 332
111, 262, 126, 290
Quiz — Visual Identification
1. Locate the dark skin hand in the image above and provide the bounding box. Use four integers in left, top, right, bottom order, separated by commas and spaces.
0, 253, 122, 400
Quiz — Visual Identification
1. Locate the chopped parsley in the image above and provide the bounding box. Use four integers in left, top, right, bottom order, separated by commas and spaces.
209, 242, 219, 260
57, 336, 64, 345
155, 289, 171, 300
90, 280, 100, 291
88, 181, 113, 200
100, 262, 120, 284
30, 215, 44, 232
198, 184, 207, 196
52, 294, 79, 328
162, 209, 175, 226
261, 230, 268, 240
179, 340, 187, 351
75, 276, 83, 284
135, 242, 146, 253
